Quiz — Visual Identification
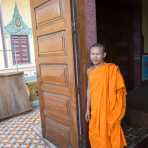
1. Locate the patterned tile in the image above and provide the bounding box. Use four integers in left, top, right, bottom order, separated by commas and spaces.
123, 123, 148, 148
2, 108, 147, 148
0, 108, 50, 148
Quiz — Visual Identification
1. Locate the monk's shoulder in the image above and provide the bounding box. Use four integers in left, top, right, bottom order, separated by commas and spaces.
87, 67, 93, 74
106, 62, 117, 67
106, 63, 119, 70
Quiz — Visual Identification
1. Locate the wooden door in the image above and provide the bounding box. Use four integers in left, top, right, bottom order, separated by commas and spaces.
30, 0, 79, 147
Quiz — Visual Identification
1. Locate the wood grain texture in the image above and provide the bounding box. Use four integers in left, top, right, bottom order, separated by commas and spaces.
30, 0, 79, 147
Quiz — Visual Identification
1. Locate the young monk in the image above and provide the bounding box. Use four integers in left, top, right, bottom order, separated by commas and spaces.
85, 43, 127, 148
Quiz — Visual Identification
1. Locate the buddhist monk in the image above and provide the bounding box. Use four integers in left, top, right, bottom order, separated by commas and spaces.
85, 43, 127, 148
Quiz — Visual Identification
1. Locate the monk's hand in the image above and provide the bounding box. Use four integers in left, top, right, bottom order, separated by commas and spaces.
85, 110, 90, 122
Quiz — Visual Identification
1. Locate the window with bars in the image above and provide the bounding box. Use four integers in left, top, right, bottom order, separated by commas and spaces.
11, 35, 30, 65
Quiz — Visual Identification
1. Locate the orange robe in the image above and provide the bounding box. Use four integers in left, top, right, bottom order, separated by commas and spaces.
87, 63, 127, 148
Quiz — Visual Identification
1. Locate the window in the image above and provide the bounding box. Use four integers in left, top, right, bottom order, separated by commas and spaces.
11, 35, 30, 64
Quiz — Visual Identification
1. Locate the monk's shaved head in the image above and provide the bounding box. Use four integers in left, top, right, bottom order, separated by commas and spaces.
89, 43, 106, 65
89, 43, 106, 53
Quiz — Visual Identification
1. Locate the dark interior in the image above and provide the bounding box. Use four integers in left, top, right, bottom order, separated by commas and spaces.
95, 0, 143, 91
95, 0, 148, 131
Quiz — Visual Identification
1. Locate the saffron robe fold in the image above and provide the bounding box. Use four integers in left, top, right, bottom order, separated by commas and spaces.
87, 63, 127, 148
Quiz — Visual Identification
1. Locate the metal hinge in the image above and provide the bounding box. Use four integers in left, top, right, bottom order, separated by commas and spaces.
44, 111, 47, 116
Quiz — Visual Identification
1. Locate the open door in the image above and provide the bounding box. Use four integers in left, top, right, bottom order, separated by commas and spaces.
30, 0, 80, 147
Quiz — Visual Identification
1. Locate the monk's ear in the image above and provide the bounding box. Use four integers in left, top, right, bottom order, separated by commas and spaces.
103, 52, 107, 58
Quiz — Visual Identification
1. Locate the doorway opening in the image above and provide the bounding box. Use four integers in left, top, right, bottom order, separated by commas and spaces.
94, 0, 148, 147
95, 0, 140, 91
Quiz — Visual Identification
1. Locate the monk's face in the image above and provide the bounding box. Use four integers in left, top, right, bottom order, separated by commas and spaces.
90, 47, 106, 65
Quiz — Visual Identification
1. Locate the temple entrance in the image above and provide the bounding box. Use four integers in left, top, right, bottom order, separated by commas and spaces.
94, 0, 148, 147
95, 0, 142, 91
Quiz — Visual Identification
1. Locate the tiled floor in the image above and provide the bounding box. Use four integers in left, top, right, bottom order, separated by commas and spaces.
124, 125, 148, 148
0, 108, 51, 148
1, 108, 148, 148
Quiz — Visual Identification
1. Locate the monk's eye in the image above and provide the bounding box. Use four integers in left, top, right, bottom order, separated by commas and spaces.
96, 53, 103, 56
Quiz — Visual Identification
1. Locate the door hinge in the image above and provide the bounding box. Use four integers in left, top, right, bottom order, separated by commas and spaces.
68, 144, 72, 148
44, 111, 47, 116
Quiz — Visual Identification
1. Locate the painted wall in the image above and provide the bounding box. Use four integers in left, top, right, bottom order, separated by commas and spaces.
1, 0, 32, 28
142, 0, 148, 53
0, 0, 35, 70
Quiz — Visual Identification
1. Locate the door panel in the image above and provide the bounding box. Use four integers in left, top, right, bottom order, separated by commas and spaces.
45, 117, 70, 146
38, 31, 66, 56
43, 92, 71, 125
30, 0, 79, 147
35, 0, 62, 26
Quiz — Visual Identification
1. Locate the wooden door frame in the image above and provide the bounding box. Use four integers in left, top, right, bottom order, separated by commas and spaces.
71, 0, 90, 147
72, 0, 97, 147
70, 0, 84, 147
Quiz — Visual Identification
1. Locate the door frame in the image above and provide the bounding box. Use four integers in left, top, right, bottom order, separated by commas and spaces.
71, 0, 83, 147
71, 0, 90, 147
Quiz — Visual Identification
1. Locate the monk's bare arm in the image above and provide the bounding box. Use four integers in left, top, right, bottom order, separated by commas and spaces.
87, 81, 91, 111
85, 81, 91, 122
